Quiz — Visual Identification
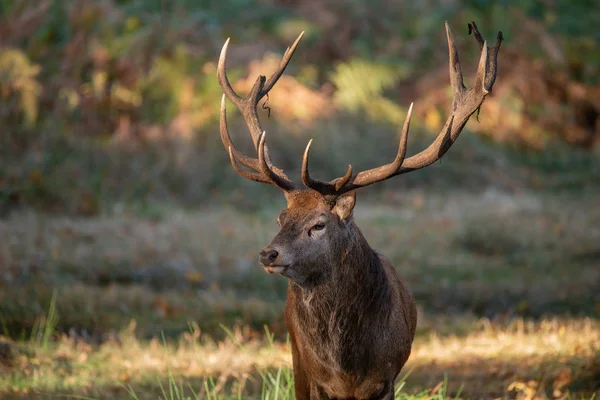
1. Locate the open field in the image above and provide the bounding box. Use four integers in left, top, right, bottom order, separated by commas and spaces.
1, 184, 599, 399
2, 188, 600, 338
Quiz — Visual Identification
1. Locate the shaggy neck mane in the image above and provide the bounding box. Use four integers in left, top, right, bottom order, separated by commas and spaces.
291, 220, 391, 375
334, 220, 389, 305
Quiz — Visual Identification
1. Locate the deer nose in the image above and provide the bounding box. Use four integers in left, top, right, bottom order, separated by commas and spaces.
259, 248, 279, 266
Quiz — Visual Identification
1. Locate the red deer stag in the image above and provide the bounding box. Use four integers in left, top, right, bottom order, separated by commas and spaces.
217, 21, 502, 400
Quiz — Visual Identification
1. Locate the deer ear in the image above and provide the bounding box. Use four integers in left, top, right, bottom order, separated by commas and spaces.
332, 192, 356, 221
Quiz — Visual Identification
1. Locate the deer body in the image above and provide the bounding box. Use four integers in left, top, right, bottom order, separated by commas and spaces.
283, 206, 417, 399
267, 190, 417, 399
217, 21, 502, 400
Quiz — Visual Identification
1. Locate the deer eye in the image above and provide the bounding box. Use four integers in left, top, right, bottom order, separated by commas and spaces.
308, 223, 325, 237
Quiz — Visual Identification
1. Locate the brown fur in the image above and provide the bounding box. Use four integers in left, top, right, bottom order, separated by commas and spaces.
260, 190, 417, 400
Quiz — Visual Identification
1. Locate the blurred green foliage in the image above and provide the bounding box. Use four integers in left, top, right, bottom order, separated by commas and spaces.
331, 59, 412, 124
0, 48, 41, 126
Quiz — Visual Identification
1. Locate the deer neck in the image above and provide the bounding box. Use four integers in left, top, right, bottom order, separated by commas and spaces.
293, 221, 388, 314
289, 222, 391, 375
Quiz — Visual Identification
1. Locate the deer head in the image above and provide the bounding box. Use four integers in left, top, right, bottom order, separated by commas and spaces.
218, 22, 502, 286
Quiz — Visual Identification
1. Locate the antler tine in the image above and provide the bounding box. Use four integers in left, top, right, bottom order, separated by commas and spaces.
474, 39, 488, 95
217, 39, 242, 106
227, 146, 272, 184
221, 92, 287, 176
340, 102, 413, 189
445, 22, 466, 104
217, 33, 304, 149
301, 139, 354, 195
218, 35, 302, 190
220, 95, 261, 171
258, 132, 296, 191
333, 164, 354, 191
300, 139, 316, 188
262, 32, 305, 96
301, 103, 413, 196
469, 21, 503, 91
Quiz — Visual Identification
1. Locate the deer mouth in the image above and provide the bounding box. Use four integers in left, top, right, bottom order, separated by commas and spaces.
264, 265, 287, 274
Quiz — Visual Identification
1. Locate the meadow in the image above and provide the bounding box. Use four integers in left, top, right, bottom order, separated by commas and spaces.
1, 170, 599, 398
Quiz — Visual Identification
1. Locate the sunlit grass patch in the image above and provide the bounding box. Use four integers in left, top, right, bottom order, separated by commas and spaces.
0, 316, 598, 399
408, 318, 600, 397
0, 279, 598, 399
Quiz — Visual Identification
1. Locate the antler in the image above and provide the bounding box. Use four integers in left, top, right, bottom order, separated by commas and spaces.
218, 32, 305, 191
302, 21, 503, 196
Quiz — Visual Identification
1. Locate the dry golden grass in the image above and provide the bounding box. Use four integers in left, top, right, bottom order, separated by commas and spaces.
408, 317, 600, 398
0, 316, 598, 399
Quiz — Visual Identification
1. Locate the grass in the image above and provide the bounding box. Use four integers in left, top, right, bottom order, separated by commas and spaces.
1, 184, 598, 338
0, 182, 599, 398
29, 290, 59, 351
0, 313, 598, 399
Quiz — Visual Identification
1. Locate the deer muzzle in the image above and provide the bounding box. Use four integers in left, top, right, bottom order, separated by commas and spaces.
259, 247, 287, 274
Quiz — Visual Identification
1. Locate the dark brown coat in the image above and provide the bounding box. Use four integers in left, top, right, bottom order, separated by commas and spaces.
261, 190, 416, 400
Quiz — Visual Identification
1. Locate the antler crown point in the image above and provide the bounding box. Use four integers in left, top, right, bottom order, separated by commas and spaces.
221, 38, 230, 52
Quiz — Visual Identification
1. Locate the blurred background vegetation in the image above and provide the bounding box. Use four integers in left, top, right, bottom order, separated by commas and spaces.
0, 1, 599, 398
0, 0, 598, 215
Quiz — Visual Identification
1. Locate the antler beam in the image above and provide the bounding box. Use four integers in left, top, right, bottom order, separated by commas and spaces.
301, 21, 503, 197
217, 33, 305, 190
